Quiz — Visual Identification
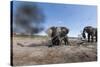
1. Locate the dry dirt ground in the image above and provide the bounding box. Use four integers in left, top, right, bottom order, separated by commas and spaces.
12, 36, 97, 66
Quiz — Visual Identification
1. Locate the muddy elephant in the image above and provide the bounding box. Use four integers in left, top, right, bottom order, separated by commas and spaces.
46, 26, 69, 47
82, 26, 97, 42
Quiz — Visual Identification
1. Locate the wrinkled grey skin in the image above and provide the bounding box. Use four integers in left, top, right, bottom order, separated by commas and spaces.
46, 26, 69, 47
82, 26, 97, 42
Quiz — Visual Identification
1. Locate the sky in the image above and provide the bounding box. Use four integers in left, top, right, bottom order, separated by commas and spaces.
12, 1, 97, 37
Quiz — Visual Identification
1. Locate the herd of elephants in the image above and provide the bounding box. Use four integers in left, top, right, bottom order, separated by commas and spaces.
46, 26, 97, 47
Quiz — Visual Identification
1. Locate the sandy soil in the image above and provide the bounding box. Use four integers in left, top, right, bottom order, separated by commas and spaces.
12, 36, 97, 66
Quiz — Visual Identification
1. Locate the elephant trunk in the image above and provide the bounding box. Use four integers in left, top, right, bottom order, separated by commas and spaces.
82, 29, 86, 39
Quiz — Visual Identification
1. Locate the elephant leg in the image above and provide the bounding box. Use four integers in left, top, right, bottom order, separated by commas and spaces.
91, 35, 94, 42
52, 37, 56, 46
52, 36, 60, 46
63, 38, 66, 45
88, 34, 90, 42
65, 36, 69, 45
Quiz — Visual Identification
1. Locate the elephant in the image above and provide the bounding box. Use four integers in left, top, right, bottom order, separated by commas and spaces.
82, 26, 97, 42
46, 26, 69, 47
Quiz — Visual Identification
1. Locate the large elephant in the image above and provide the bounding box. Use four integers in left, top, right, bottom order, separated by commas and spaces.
82, 26, 97, 42
46, 26, 69, 47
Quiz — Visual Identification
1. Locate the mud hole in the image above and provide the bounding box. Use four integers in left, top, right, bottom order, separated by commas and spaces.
12, 37, 97, 66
